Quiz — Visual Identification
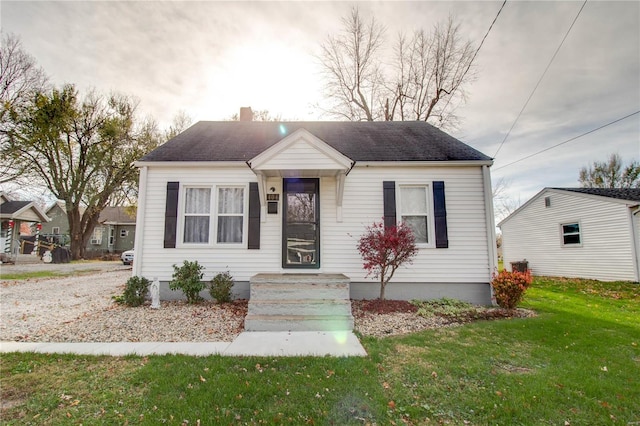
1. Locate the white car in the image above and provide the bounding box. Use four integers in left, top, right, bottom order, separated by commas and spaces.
121, 249, 134, 265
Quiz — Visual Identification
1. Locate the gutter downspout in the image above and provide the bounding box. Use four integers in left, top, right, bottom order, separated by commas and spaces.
630, 206, 640, 282
133, 166, 148, 278
482, 165, 498, 303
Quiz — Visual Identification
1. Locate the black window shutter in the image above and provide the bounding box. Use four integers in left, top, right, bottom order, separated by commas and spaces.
433, 181, 448, 248
163, 182, 179, 248
383, 181, 396, 229
248, 182, 260, 249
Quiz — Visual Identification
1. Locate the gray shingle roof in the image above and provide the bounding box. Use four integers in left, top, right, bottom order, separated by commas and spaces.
0, 201, 31, 215
98, 206, 136, 224
140, 121, 491, 163
554, 188, 640, 202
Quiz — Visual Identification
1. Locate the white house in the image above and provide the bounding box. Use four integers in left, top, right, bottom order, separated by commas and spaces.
133, 117, 497, 314
499, 188, 640, 282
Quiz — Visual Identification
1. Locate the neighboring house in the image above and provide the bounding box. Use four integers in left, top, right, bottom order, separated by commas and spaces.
0, 192, 49, 261
40, 201, 70, 247
87, 206, 136, 255
499, 188, 640, 282
41, 203, 136, 255
133, 119, 497, 304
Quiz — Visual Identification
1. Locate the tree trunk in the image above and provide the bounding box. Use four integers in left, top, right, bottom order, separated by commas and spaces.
379, 278, 386, 300
66, 204, 100, 260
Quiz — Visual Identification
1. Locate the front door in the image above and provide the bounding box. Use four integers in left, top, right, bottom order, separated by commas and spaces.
282, 178, 320, 269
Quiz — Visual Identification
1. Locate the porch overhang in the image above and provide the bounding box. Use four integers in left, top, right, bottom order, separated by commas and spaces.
246, 128, 355, 222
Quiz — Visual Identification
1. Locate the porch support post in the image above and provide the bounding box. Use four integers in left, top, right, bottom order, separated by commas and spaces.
336, 173, 346, 222
255, 172, 267, 222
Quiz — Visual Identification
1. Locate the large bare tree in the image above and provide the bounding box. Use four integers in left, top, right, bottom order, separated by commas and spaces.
318, 8, 476, 128
318, 8, 386, 121
0, 33, 48, 184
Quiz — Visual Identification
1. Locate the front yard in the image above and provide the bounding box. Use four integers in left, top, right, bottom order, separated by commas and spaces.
1, 277, 638, 425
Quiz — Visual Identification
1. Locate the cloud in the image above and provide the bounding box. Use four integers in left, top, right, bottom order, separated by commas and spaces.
2, 0, 638, 206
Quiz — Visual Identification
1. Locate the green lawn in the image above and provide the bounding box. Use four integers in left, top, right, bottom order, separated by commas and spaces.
1, 277, 638, 425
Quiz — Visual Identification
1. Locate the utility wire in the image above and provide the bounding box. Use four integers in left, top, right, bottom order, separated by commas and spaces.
439, 0, 507, 117
493, 110, 640, 171
493, 0, 588, 158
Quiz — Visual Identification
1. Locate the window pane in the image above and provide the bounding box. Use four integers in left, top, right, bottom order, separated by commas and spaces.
563, 223, 580, 234
217, 216, 243, 243
403, 215, 428, 244
186, 188, 211, 214
287, 193, 316, 222
563, 234, 581, 245
401, 187, 427, 214
184, 216, 210, 243
218, 188, 244, 214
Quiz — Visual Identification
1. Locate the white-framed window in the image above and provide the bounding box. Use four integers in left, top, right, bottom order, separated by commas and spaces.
108, 228, 115, 246
398, 184, 433, 245
216, 187, 244, 244
91, 227, 103, 245
52, 227, 60, 235
120, 229, 127, 238
181, 186, 246, 245
183, 187, 212, 244
561, 222, 581, 246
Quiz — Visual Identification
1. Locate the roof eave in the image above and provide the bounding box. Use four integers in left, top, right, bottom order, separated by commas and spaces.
355, 160, 494, 167
134, 161, 245, 168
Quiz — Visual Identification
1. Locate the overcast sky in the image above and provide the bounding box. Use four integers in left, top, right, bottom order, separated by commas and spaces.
2, 1, 639, 212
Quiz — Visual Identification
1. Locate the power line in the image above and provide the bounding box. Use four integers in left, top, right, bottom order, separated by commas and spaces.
493, 110, 640, 171
493, 0, 588, 159
440, 0, 507, 116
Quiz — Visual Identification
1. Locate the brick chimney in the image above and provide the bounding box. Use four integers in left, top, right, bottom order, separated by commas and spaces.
239, 107, 253, 122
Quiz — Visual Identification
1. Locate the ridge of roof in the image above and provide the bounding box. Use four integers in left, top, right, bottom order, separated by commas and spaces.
551, 187, 640, 202
139, 121, 491, 163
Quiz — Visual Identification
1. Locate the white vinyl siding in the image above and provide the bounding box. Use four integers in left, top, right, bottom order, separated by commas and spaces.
501, 189, 638, 281
137, 165, 492, 286
321, 166, 490, 284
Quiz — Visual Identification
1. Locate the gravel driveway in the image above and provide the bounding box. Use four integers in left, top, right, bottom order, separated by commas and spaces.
0, 265, 130, 341
0, 262, 247, 342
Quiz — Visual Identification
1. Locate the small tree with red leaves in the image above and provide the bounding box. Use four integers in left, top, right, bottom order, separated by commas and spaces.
357, 220, 418, 300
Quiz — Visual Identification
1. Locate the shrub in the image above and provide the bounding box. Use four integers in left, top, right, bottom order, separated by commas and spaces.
209, 271, 235, 303
169, 260, 205, 303
113, 276, 150, 307
413, 298, 475, 319
491, 269, 533, 309
357, 220, 418, 300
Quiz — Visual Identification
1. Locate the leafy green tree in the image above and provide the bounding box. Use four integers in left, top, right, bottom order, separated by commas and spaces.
4, 84, 161, 259
579, 153, 640, 188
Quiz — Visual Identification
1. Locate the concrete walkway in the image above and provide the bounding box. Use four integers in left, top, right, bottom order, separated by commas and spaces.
0, 331, 367, 357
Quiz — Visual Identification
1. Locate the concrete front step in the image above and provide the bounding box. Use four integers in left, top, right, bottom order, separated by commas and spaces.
247, 273, 354, 332
250, 273, 350, 301
244, 315, 355, 332
247, 299, 352, 316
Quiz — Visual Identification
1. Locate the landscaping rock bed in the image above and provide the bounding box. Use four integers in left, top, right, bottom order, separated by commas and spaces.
1, 269, 535, 343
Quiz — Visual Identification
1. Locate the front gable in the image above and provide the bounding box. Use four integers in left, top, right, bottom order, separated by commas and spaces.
248, 129, 354, 177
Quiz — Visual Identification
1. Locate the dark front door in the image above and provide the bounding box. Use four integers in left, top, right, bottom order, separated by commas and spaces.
283, 178, 320, 269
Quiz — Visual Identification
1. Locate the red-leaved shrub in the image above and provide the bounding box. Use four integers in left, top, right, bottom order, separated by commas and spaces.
491, 269, 533, 309
357, 220, 418, 300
